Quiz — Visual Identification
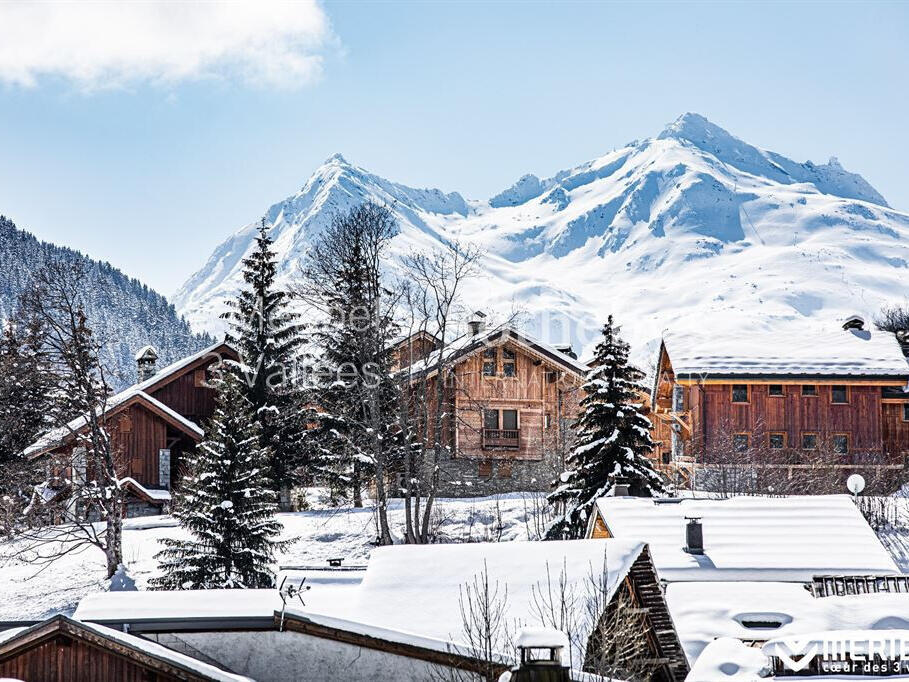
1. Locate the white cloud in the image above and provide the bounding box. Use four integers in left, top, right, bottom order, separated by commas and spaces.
0, 1, 335, 90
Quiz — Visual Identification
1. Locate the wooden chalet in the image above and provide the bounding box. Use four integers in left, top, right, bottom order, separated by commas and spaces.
0, 615, 250, 682
649, 317, 909, 485
393, 313, 587, 490
24, 341, 237, 517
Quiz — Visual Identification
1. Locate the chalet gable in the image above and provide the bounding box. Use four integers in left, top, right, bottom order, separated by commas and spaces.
408, 326, 588, 381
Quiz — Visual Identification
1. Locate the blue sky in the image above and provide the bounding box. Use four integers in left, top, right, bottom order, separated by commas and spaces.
0, 1, 907, 296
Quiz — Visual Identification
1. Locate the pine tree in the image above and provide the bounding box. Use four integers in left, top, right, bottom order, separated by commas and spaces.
547, 316, 666, 540
152, 368, 284, 589
0, 314, 54, 463
221, 219, 305, 499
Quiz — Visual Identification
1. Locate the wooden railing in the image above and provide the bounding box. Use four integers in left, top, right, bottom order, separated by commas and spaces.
482, 429, 520, 449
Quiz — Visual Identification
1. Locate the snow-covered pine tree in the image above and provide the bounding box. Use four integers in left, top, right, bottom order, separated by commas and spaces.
221, 219, 306, 502
0, 313, 54, 463
152, 367, 284, 590
546, 315, 666, 540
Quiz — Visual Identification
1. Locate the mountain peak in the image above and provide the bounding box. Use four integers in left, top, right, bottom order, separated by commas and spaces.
657, 112, 734, 145
324, 152, 349, 165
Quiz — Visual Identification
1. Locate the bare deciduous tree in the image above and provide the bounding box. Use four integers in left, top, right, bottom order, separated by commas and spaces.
7, 262, 124, 578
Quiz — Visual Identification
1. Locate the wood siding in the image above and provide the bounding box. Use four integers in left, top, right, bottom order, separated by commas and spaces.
149, 370, 217, 424
883, 402, 909, 458
0, 636, 188, 682
449, 343, 583, 461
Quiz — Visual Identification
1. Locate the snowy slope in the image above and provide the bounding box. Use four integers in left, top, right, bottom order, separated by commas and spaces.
0, 216, 212, 390
174, 114, 909, 364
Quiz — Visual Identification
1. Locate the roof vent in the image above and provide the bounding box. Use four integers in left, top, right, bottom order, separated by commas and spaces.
684, 517, 704, 555
554, 344, 577, 360
842, 315, 865, 331
135, 346, 158, 383
467, 310, 487, 336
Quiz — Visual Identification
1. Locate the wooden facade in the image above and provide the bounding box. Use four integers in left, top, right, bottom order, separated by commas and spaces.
0, 616, 238, 682
27, 342, 236, 514
397, 328, 586, 466
650, 340, 909, 479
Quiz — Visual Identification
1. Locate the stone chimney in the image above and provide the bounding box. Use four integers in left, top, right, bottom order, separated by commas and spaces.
507, 628, 571, 682
135, 346, 158, 383
467, 310, 487, 336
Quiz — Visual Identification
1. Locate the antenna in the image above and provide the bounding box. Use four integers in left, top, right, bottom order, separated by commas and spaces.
278, 574, 311, 631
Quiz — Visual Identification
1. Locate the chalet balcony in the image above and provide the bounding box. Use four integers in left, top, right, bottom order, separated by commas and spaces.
482, 429, 520, 450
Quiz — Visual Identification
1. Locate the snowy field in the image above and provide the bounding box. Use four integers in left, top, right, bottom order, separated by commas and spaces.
0, 492, 549, 620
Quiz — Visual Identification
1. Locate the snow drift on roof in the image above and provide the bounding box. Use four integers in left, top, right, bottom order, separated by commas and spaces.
75, 589, 283, 623
299, 538, 644, 668
664, 326, 908, 378
667, 581, 909, 665
596, 495, 898, 582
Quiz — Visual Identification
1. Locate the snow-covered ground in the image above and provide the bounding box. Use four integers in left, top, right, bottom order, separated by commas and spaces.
0, 492, 549, 621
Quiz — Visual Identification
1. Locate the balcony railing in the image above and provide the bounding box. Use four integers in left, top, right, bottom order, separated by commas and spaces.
483, 429, 520, 449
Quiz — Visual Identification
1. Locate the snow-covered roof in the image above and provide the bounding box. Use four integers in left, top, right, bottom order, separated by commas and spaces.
663, 326, 908, 379
0, 616, 252, 681
74, 589, 283, 626
135, 345, 158, 361
406, 324, 588, 377
21, 341, 232, 458
667, 580, 909, 665
118, 477, 172, 502
23, 388, 204, 458
594, 495, 898, 582
295, 539, 645, 667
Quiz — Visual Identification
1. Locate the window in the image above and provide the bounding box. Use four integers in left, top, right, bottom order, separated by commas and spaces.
883, 386, 909, 399
802, 385, 818, 397
478, 460, 493, 478
482, 348, 496, 377
502, 348, 516, 378
833, 434, 849, 455
904, 404, 909, 422
768, 433, 786, 450
483, 409, 499, 430
768, 384, 784, 397
801, 433, 818, 450
733, 434, 750, 453
497, 460, 513, 478
831, 385, 849, 404
501, 409, 518, 431
732, 385, 749, 403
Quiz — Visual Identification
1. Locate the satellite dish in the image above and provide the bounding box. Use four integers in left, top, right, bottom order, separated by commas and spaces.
847, 474, 866, 496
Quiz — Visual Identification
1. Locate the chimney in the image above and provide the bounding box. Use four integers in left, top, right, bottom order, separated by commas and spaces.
842, 315, 865, 331
554, 344, 577, 360
611, 475, 631, 497
467, 310, 487, 337
684, 517, 704, 555
508, 628, 571, 682
135, 346, 158, 383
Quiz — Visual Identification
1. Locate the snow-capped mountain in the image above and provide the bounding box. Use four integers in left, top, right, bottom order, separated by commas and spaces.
0, 216, 212, 390
174, 114, 909, 364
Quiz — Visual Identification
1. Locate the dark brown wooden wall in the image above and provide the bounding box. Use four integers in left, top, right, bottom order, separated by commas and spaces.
883, 402, 909, 458
688, 383, 907, 462
150, 371, 217, 424
0, 636, 184, 682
